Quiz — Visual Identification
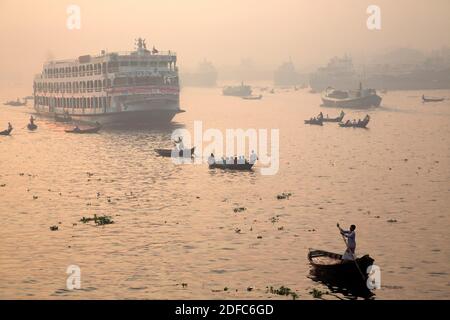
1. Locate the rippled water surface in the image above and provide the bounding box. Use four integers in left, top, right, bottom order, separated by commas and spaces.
0, 87, 449, 299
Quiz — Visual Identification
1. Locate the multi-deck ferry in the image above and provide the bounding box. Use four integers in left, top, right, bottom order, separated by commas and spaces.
33, 38, 182, 125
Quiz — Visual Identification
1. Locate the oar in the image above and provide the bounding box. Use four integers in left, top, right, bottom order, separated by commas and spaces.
337, 223, 366, 283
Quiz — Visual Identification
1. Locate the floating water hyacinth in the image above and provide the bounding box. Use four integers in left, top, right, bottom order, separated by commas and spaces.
309, 288, 329, 299
80, 214, 114, 226
267, 286, 298, 300
276, 192, 292, 200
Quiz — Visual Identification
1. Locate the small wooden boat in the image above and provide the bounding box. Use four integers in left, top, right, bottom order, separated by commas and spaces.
308, 249, 373, 282
54, 114, 72, 122
321, 111, 345, 123
209, 162, 254, 171
0, 128, 13, 136
308, 249, 375, 297
339, 115, 370, 128
422, 95, 445, 103
155, 147, 196, 158
65, 126, 101, 134
242, 95, 263, 100
304, 118, 323, 126
3, 99, 27, 107
27, 123, 37, 131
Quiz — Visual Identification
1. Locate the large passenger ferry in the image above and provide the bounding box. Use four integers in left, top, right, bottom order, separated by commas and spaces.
33, 38, 181, 125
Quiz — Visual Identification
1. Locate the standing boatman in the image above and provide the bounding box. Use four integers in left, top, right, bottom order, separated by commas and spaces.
337, 223, 356, 260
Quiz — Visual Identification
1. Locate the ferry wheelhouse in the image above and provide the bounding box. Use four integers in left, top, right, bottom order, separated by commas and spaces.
33, 38, 181, 125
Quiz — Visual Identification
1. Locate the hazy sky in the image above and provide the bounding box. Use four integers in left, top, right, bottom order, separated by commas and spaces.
1, 0, 449, 88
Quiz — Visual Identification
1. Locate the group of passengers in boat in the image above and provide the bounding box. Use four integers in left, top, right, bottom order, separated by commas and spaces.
208, 150, 258, 165
342, 114, 370, 127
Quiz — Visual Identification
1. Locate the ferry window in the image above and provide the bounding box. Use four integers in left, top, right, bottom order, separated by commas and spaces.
136, 77, 147, 85
140, 61, 148, 66
131, 60, 138, 66
108, 62, 119, 72
114, 77, 127, 86
120, 61, 129, 66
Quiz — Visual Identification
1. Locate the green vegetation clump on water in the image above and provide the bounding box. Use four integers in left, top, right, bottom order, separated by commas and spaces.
80, 214, 114, 226
276, 192, 292, 200
267, 286, 299, 300
309, 288, 329, 299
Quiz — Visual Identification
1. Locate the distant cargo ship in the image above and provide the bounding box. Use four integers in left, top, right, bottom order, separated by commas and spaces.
309, 55, 359, 92
274, 60, 306, 86
321, 83, 381, 109
180, 60, 217, 87
222, 82, 252, 97
310, 55, 450, 91
33, 38, 181, 125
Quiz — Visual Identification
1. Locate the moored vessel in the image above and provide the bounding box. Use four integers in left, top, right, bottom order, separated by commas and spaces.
321, 83, 381, 109
33, 38, 182, 125
223, 82, 252, 97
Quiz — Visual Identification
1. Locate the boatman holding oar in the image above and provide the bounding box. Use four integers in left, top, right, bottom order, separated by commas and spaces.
337, 223, 356, 260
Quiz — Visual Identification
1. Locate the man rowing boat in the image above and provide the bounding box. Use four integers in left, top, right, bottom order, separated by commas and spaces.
337, 223, 356, 260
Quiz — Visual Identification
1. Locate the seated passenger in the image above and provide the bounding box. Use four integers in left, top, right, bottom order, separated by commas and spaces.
208, 153, 215, 165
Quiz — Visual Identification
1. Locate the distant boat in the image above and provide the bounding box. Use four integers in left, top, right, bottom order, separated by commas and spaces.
304, 118, 323, 126
223, 82, 252, 97
155, 147, 195, 158
65, 125, 101, 134
321, 111, 345, 123
3, 98, 27, 107
242, 95, 262, 100
339, 115, 370, 128
0, 127, 13, 136
321, 83, 381, 109
422, 95, 445, 103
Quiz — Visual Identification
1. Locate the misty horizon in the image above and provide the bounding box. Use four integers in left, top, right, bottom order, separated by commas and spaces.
1, 0, 450, 89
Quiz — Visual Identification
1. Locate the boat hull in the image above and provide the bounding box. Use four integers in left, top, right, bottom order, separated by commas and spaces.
308, 249, 375, 297
321, 94, 381, 109
155, 147, 195, 158
209, 163, 254, 171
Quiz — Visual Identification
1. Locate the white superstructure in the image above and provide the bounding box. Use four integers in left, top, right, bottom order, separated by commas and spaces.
33, 38, 181, 124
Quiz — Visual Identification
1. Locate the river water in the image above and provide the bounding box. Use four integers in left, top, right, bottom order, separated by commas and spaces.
0, 87, 449, 299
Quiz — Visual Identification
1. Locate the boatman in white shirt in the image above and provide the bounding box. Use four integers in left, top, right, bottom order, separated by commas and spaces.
207, 153, 215, 165
337, 223, 356, 260
249, 150, 258, 164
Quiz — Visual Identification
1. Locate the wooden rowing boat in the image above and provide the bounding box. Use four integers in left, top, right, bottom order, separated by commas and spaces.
339, 116, 370, 128
308, 249, 375, 298
242, 95, 263, 100
155, 147, 196, 158
321, 111, 345, 123
304, 118, 323, 126
209, 162, 254, 170
0, 128, 12, 136
65, 126, 101, 134
422, 96, 445, 102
